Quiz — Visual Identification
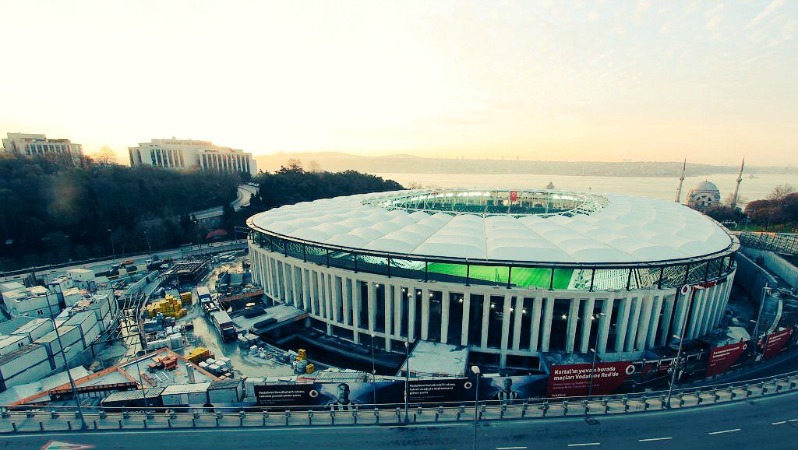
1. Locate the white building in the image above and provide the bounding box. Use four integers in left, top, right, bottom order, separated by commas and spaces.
4, 285, 61, 318
247, 189, 739, 369
128, 138, 257, 175
0, 291, 118, 392
1, 133, 83, 157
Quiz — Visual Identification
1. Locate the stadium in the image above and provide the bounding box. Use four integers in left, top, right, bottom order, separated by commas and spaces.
246, 189, 738, 368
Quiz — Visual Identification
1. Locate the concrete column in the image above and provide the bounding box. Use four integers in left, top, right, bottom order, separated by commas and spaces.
408, 289, 416, 342
352, 280, 361, 344
512, 296, 524, 350
461, 294, 471, 346
317, 271, 327, 319
540, 297, 554, 352
671, 289, 690, 343
597, 298, 614, 354
704, 286, 721, 335
564, 298, 580, 353
301, 269, 311, 311
307, 270, 316, 315
384, 286, 394, 350
711, 282, 730, 330
530, 297, 543, 352
341, 278, 351, 325
579, 297, 595, 353
624, 296, 642, 352
499, 293, 513, 367
393, 285, 403, 337
261, 255, 274, 298
293, 266, 301, 308
265, 257, 275, 298
645, 295, 664, 349
685, 290, 699, 339
368, 282, 377, 333
688, 289, 707, 339
659, 294, 676, 346
701, 286, 719, 335
325, 274, 334, 334
331, 276, 341, 323
635, 294, 654, 351
614, 297, 631, 352
717, 280, 733, 327
282, 262, 291, 304
440, 290, 451, 344
421, 288, 430, 340
480, 293, 490, 349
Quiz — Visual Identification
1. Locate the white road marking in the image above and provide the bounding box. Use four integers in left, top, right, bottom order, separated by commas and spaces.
567, 443, 600, 447
639, 437, 672, 442
497, 447, 528, 450
708, 428, 741, 435
772, 421, 786, 425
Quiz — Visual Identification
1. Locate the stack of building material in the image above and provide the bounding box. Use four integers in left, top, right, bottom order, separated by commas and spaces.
145, 296, 188, 319
185, 347, 212, 364
179, 292, 192, 306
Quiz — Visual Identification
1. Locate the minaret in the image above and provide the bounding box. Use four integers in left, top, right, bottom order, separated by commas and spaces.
675, 158, 687, 203
731, 158, 744, 209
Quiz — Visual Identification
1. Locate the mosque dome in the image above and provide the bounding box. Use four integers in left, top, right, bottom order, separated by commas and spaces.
687, 180, 721, 210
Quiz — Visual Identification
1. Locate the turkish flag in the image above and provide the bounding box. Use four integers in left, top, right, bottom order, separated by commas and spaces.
510, 191, 518, 202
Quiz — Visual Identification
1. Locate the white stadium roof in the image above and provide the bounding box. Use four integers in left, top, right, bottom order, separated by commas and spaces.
248, 190, 735, 265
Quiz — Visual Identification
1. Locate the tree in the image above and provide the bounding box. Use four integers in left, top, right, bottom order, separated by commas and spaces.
767, 184, 795, 201
92, 146, 118, 166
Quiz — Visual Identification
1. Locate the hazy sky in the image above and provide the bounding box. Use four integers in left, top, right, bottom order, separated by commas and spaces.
1, 0, 796, 166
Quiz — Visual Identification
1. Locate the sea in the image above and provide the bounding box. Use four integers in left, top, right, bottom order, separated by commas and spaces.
374, 172, 797, 205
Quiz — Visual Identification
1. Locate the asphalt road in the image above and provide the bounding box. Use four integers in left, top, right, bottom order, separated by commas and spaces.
3, 391, 797, 450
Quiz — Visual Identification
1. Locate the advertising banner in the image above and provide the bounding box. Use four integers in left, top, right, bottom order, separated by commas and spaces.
706, 341, 749, 376
763, 328, 793, 360
547, 361, 635, 398
408, 378, 473, 403
255, 381, 402, 408
254, 374, 549, 407
478, 374, 548, 403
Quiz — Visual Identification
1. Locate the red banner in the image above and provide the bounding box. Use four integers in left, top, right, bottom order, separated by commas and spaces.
547, 361, 634, 398
706, 341, 749, 376
509, 191, 518, 202
763, 328, 793, 360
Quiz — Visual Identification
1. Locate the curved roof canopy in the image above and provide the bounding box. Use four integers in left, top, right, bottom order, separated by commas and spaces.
247, 189, 736, 265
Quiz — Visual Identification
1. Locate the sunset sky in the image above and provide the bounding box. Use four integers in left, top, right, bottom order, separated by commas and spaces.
0, 0, 795, 166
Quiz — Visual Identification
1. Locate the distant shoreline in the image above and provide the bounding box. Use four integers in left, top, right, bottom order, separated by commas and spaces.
254, 152, 794, 177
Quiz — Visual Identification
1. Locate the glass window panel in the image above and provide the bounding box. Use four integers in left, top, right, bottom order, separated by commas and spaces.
660, 264, 688, 288
511, 266, 554, 289
391, 258, 427, 281
687, 261, 708, 284
306, 245, 327, 265
356, 254, 389, 276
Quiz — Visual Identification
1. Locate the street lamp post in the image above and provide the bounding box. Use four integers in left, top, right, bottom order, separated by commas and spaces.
588, 348, 598, 399
44, 296, 86, 430
752, 283, 772, 360
471, 365, 481, 450
370, 333, 377, 405
404, 340, 410, 424
666, 285, 703, 408
587, 312, 606, 402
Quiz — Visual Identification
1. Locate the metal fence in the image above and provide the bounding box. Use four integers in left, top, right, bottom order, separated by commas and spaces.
2, 369, 797, 433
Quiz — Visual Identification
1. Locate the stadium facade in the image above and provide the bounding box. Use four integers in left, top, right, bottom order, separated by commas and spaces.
246, 189, 738, 367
